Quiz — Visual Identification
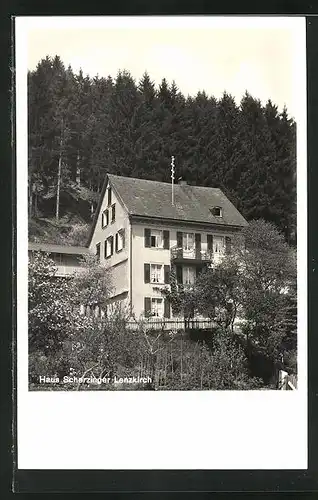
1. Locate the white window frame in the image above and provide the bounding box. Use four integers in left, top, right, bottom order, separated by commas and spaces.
117, 230, 124, 252
102, 209, 109, 228
183, 265, 195, 285
214, 235, 225, 254
151, 297, 164, 318
150, 229, 163, 248
106, 236, 113, 258
150, 263, 164, 284
183, 232, 195, 251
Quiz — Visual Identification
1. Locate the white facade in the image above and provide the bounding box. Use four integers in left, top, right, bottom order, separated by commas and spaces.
89, 183, 130, 313
88, 178, 240, 319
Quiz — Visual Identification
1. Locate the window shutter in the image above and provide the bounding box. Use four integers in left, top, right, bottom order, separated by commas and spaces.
176, 265, 183, 284
164, 265, 170, 284
163, 230, 170, 249
195, 233, 201, 258
144, 228, 151, 247
108, 187, 112, 206
196, 265, 202, 279
104, 240, 107, 259
106, 209, 109, 226
177, 231, 182, 248
144, 263, 150, 283
164, 299, 171, 318
207, 234, 213, 251
115, 233, 118, 252
110, 236, 114, 256
144, 297, 151, 315
225, 236, 232, 254
122, 229, 125, 249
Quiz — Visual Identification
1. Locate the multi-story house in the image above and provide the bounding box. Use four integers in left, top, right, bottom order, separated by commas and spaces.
87, 174, 248, 319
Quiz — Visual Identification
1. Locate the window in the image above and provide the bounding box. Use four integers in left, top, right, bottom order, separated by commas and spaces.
183, 232, 194, 251
183, 266, 195, 285
102, 209, 109, 228
145, 263, 170, 284
150, 264, 164, 283
107, 187, 112, 206
214, 236, 225, 253
145, 229, 169, 249
210, 206, 222, 217
111, 204, 116, 223
105, 236, 114, 258
151, 298, 164, 318
150, 229, 163, 248
116, 229, 125, 252
96, 242, 101, 262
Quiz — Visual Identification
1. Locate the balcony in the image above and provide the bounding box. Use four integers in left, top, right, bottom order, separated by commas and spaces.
55, 264, 86, 277
170, 246, 213, 264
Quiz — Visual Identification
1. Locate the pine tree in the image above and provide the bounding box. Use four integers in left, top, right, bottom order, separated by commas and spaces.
28, 58, 297, 243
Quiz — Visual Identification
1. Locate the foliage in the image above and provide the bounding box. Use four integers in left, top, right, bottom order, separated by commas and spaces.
28, 220, 296, 390
195, 257, 242, 331
238, 220, 297, 362
166, 220, 297, 371
161, 268, 197, 320
72, 253, 113, 311
28, 56, 296, 242
28, 252, 79, 355
28, 253, 265, 390
155, 328, 263, 390
28, 217, 89, 246
28, 251, 111, 357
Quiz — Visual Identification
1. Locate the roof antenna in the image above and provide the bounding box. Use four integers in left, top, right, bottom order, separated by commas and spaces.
171, 155, 175, 206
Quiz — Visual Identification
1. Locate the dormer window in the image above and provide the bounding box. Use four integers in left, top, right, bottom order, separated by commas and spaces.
210, 206, 222, 218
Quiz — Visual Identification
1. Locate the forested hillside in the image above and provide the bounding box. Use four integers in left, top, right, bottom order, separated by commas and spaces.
28, 55, 296, 245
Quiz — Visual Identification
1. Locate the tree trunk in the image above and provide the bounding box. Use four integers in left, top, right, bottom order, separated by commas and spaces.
180, 331, 183, 382
34, 191, 38, 217
56, 121, 64, 221
28, 176, 33, 219
56, 152, 62, 221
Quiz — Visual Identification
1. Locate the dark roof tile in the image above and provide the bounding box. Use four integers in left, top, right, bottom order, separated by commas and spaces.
108, 174, 248, 227
28, 242, 90, 255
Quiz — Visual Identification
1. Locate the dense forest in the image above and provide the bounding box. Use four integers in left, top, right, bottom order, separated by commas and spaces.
28, 55, 296, 245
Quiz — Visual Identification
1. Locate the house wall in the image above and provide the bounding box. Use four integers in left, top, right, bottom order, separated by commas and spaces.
131, 220, 238, 319
89, 182, 130, 305
109, 259, 129, 298
28, 250, 86, 278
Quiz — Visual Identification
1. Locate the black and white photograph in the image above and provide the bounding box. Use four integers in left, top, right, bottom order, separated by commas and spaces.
16, 16, 307, 469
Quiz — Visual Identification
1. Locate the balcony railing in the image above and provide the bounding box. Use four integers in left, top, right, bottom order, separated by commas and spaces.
55, 264, 86, 277
170, 246, 214, 262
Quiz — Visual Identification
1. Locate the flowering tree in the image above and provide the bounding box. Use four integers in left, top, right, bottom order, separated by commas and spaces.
195, 257, 242, 333
28, 251, 113, 386
28, 252, 79, 355
238, 220, 297, 362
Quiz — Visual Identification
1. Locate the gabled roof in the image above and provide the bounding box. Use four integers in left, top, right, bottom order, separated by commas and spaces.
29, 242, 90, 255
87, 173, 248, 245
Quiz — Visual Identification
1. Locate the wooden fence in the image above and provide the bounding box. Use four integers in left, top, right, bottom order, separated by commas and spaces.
278, 370, 297, 390
126, 318, 215, 332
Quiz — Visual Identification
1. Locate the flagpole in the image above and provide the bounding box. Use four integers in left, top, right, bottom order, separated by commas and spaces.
171, 156, 175, 206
